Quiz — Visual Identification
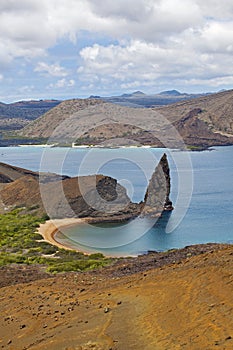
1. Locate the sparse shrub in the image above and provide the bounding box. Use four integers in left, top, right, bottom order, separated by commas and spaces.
89, 253, 105, 259
0, 209, 111, 273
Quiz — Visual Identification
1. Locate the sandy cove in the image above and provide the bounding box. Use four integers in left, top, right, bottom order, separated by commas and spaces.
38, 218, 90, 253
38, 215, 140, 257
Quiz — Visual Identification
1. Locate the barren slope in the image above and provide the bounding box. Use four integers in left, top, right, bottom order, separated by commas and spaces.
0, 244, 232, 350
155, 88, 233, 135
19, 99, 104, 139
18, 90, 233, 148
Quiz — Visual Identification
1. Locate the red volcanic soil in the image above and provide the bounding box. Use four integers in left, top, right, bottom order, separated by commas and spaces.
0, 244, 232, 350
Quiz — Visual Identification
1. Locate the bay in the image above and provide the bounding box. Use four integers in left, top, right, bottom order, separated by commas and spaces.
1, 145, 233, 256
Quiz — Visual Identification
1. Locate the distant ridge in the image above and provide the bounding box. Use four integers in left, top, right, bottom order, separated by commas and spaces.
0, 90, 211, 135
0, 99, 61, 133
120, 91, 146, 98
99, 89, 209, 108
159, 90, 184, 96
131, 91, 146, 96
17, 89, 233, 149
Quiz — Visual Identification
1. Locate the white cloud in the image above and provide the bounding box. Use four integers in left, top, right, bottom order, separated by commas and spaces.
18, 85, 35, 94
1, 0, 233, 98
0, 0, 213, 63
48, 79, 75, 89
35, 62, 68, 77
87, 0, 202, 41
186, 75, 233, 87
0, 0, 41, 12
196, 21, 233, 53
196, 0, 233, 19
78, 36, 233, 91
0, 1, 233, 61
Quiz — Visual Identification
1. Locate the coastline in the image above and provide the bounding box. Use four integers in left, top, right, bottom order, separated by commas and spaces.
38, 218, 91, 254
38, 217, 135, 257
38, 217, 233, 259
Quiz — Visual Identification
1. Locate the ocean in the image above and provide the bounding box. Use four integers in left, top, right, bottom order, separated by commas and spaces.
1, 145, 233, 256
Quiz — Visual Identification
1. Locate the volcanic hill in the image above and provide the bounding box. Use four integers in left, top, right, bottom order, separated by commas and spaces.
17, 89, 233, 149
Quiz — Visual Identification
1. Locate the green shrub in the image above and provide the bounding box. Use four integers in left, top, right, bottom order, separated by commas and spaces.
89, 253, 105, 259
0, 209, 112, 273
47, 259, 108, 273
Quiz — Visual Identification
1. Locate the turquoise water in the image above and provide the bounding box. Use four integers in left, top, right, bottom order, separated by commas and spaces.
1, 145, 233, 256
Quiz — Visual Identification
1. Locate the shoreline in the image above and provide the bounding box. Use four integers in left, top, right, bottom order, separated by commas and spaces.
38, 218, 233, 259
38, 218, 91, 254
38, 217, 137, 258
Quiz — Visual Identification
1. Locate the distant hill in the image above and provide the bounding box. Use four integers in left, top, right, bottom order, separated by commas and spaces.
18, 99, 104, 139
10, 100, 60, 109
119, 91, 145, 98
0, 100, 61, 133
159, 90, 183, 96
0, 91, 209, 136
154, 89, 233, 137
101, 90, 206, 108
131, 91, 146, 96
17, 89, 233, 149
0, 100, 60, 119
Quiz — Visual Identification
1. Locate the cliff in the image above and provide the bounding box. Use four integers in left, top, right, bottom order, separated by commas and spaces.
0, 154, 173, 219
143, 153, 173, 216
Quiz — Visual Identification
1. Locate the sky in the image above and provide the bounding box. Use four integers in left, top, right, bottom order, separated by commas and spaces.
1, 0, 233, 103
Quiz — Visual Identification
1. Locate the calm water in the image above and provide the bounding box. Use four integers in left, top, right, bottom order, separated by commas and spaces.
1, 145, 233, 256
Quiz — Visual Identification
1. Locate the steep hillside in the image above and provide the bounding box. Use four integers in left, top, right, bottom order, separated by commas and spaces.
18, 90, 233, 148
0, 244, 232, 349
19, 99, 104, 139
155, 88, 233, 135
0, 162, 40, 182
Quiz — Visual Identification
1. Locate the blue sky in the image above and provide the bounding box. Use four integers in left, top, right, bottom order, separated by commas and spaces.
1, 0, 233, 103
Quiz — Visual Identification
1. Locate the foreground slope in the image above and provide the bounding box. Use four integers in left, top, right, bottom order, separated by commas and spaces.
0, 244, 232, 349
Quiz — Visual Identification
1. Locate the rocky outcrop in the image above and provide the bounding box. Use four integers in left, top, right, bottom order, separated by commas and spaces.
0, 154, 173, 219
143, 154, 173, 216
40, 175, 132, 219
0, 162, 39, 182
0, 173, 12, 183
174, 108, 233, 148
